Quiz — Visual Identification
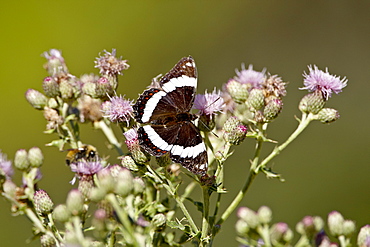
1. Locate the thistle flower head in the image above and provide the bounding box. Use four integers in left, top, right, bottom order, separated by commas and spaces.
0, 151, 13, 179
301, 65, 347, 100
102, 95, 133, 124
70, 160, 103, 177
235, 64, 266, 88
193, 88, 225, 115
42, 49, 68, 76
95, 49, 130, 77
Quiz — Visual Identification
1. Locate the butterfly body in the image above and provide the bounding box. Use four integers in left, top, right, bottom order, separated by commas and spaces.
133, 56, 208, 175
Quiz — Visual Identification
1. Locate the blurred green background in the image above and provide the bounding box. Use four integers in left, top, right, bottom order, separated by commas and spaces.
1, 1, 369, 246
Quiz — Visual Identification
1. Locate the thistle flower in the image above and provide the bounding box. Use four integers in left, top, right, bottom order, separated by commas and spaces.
262, 74, 287, 98
193, 89, 225, 115
95, 49, 129, 77
70, 160, 103, 178
102, 95, 133, 124
234, 64, 266, 88
0, 151, 14, 179
301, 65, 347, 100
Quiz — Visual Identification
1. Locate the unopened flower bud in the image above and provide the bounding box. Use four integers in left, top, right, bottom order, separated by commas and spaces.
133, 177, 145, 195
257, 206, 272, 224
247, 88, 265, 111
96, 76, 113, 98
270, 223, 293, 245
14, 149, 30, 171
25, 89, 48, 110
317, 108, 340, 123
59, 78, 74, 99
152, 213, 166, 232
3, 179, 17, 198
97, 169, 115, 193
299, 90, 325, 114
225, 79, 249, 103
115, 168, 134, 196
40, 233, 56, 247
223, 117, 247, 145
120, 155, 139, 171
82, 82, 97, 98
42, 77, 60, 97
357, 225, 370, 247
28, 147, 43, 168
342, 220, 356, 237
237, 207, 259, 229
34, 189, 54, 215
264, 98, 283, 121
235, 219, 250, 236
89, 187, 107, 202
48, 98, 59, 109
52, 204, 70, 223
66, 189, 85, 216
328, 211, 344, 237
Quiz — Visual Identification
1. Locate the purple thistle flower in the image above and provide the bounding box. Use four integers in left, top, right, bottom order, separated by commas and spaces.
193, 89, 225, 115
70, 160, 103, 176
94, 49, 130, 76
102, 95, 133, 124
235, 64, 266, 88
0, 151, 14, 178
42, 49, 65, 63
124, 129, 140, 152
301, 65, 347, 100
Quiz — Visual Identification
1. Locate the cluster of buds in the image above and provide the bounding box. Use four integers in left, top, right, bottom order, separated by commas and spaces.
25, 49, 132, 137
224, 65, 286, 124
236, 207, 369, 247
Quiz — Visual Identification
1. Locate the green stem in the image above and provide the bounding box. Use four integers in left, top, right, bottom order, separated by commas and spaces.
256, 113, 313, 171
201, 187, 210, 245
216, 169, 256, 226
106, 194, 139, 247
95, 120, 124, 156
146, 165, 199, 235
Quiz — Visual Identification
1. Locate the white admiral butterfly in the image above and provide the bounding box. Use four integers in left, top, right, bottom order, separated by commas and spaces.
133, 56, 208, 175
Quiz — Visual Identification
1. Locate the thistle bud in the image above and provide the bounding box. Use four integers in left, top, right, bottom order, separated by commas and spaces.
120, 155, 139, 171
28, 147, 43, 168
97, 169, 115, 193
223, 117, 248, 145
78, 175, 94, 198
42, 77, 60, 98
59, 78, 74, 99
270, 223, 293, 245
317, 108, 340, 123
152, 213, 167, 232
115, 168, 134, 196
237, 207, 259, 229
25, 89, 48, 110
34, 189, 54, 215
66, 189, 85, 216
235, 219, 250, 236
82, 81, 97, 98
133, 177, 145, 195
225, 79, 249, 103
328, 211, 344, 237
40, 233, 56, 247
247, 88, 265, 111
52, 204, 70, 223
357, 225, 370, 247
264, 97, 283, 122
342, 220, 356, 237
14, 149, 30, 171
299, 90, 325, 114
43, 49, 68, 76
257, 206, 272, 224
96, 76, 113, 98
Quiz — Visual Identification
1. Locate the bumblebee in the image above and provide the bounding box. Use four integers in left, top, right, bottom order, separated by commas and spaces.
65, 145, 97, 165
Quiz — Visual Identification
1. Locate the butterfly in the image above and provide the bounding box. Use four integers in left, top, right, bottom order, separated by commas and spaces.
133, 56, 207, 175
